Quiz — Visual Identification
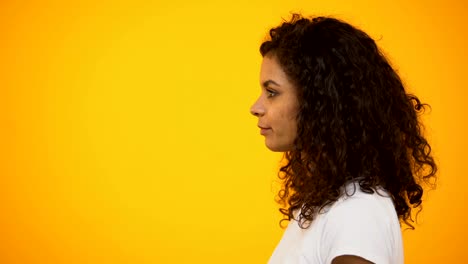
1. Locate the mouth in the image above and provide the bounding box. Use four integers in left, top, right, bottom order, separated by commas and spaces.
258, 126, 271, 135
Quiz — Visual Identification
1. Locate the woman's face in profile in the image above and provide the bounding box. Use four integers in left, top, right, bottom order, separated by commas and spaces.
250, 55, 299, 152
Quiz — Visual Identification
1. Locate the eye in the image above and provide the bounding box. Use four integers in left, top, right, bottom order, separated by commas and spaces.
266, 88, 278, 98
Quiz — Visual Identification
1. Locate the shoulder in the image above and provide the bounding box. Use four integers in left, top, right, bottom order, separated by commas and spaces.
325, 184, 396, 222
322, 183, 400, 236
318, 183, 403, 264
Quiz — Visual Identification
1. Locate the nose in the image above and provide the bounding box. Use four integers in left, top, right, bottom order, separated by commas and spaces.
250, 97, 265, 117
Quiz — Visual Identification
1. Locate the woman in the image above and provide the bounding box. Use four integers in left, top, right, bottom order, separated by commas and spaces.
250, 14, 437, 264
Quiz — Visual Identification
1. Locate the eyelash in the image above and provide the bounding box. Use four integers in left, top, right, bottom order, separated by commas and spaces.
266, 89, 278, 98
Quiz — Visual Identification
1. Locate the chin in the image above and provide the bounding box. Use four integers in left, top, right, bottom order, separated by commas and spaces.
265, 142, 292, 152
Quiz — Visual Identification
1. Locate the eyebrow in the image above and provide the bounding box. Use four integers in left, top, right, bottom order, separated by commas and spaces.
262, 80, 280, 88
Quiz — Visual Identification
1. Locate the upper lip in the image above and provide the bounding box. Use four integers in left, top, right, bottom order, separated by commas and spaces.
258, 125, 270, 129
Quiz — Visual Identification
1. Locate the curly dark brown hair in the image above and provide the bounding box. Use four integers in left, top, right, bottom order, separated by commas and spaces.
260, 14, 437, 229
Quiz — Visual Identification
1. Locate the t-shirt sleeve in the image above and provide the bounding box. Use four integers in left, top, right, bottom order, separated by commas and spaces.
320, 196, 396, 264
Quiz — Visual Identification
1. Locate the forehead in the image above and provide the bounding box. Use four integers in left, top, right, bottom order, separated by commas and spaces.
260, 55, 289, 84
260, 55, 298, 92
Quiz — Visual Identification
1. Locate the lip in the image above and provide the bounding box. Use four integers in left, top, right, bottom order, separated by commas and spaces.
258, 126, 271, 135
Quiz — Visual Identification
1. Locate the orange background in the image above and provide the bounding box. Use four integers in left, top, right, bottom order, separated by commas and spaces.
1, 0, 466, 263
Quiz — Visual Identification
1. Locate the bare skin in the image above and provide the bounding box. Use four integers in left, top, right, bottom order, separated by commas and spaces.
332, 255, 374, 264
250, 54, 299, 152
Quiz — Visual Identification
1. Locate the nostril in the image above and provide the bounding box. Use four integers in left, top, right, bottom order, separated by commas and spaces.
250, 99, 264, 117
251, 106, 264, 117
250, 107, 258, 116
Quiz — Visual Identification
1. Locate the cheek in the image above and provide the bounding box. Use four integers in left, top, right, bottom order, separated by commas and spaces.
278, 106, 298, 133
286, 106, 299, 135
285, 103, 299, 124
287, 116, 298, 137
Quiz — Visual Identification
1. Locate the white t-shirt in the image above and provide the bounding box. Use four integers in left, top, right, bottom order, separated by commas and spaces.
268, 183, 404, 264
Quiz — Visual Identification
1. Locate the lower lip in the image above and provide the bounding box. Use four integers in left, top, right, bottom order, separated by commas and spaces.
260, 128, 271, 135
